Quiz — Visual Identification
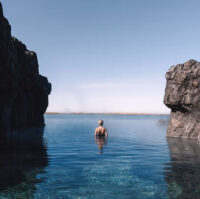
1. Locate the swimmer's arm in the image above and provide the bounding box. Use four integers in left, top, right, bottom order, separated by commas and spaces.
105, 128, 108, 138
95, 128, 97, 137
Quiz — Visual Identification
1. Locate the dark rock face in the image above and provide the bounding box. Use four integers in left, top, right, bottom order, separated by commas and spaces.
0, 2, 51, 133
164, 59, 200, 139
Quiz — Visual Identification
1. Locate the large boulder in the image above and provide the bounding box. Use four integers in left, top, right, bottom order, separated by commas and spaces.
164, 59, 200, 139
0, 2, 51, 134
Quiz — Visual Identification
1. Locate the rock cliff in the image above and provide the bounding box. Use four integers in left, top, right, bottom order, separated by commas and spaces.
0, 2, 51, 134
164, 59, 200, 139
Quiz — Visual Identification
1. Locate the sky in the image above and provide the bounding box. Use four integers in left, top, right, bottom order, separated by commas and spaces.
1, 0, 200, 113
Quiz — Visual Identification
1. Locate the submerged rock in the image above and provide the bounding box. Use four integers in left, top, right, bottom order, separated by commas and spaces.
0, 2, 51, 134
164, 59, 200, 139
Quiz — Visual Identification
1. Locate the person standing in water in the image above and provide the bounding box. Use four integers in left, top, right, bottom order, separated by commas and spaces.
95, 120, 108, 153
95, 120, 108, 138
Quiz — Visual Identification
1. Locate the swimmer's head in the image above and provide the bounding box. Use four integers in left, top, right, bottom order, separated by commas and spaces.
98, 120, 104, 126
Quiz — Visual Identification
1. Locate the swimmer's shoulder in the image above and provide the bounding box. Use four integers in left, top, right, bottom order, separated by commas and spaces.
95, 127, 100, 133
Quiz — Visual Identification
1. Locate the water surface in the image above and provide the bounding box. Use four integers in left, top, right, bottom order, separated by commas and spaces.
0, 114, 200, 199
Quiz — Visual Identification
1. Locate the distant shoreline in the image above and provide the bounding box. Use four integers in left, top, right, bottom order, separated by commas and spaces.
45, 112, 169, 116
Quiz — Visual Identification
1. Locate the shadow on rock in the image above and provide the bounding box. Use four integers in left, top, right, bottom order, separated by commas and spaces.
165, 138, 200, 199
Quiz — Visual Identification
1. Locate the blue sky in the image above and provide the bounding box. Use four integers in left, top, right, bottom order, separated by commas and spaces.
1, 0, 200, 113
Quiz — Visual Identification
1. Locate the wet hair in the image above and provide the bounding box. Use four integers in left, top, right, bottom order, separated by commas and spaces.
98, 120, 104, 126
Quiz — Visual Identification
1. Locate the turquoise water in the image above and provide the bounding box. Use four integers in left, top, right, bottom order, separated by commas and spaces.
0, 114, 200, 199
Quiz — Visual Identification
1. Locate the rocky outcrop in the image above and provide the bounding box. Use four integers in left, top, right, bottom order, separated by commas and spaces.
164, 59, 200, 139
0, 2, 51, 134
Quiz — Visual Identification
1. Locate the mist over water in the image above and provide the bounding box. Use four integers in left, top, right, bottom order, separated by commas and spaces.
48, 84, 168, 114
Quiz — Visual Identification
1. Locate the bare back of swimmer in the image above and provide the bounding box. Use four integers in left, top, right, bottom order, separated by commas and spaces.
95, 120, 108, 138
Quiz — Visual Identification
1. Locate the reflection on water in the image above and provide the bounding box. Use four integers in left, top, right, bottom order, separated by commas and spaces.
157, 119, 169, 127
95, 136, 107, 153
4, 114, 199, 199
0, 127, 48, 199
36, 115, 171, 199
165, 138, 200, 199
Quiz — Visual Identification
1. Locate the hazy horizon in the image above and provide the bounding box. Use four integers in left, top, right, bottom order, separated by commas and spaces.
45, 111, 169, 114
2, 0, 200, 114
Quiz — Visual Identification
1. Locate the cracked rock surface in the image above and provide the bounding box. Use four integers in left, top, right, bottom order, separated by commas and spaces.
164, 59, 200, 139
